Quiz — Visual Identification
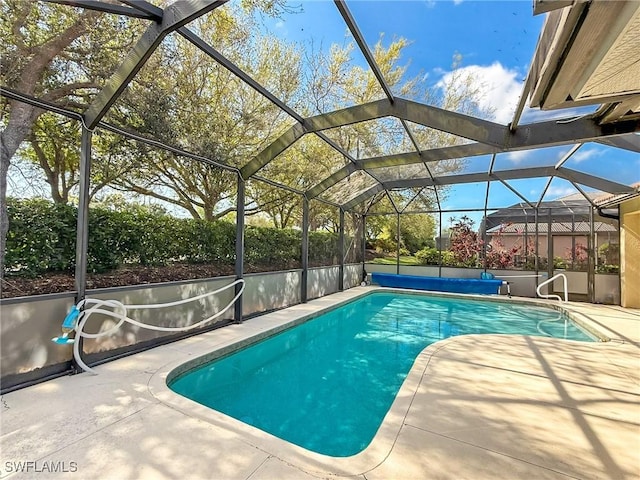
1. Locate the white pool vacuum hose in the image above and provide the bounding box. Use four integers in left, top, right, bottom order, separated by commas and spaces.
53, 279, 245, 375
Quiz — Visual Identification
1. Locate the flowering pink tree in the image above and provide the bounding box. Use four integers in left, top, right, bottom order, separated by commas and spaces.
485, 223, 537, 269
565, 242, 589, 270
449, 216, 483, 267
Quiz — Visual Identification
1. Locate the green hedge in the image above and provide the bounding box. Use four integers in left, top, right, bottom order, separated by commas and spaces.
245, 226, 301, 268
4, 198, 341, 276
6, 199, 77, 275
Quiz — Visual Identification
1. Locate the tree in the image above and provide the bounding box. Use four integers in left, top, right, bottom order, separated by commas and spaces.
315, 48, 490, 251
247, 134, 343, 228
106, 9, 302, 220
1, 0, 295, 270
247, 37, 423, 230
400, 214, 436, 253
1, 1, 142, 271
485, 223, 524, 269
25, 114, 80, 204
449, 215, 482, 267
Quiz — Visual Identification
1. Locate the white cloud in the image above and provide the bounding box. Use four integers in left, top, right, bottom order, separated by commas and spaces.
453, 0, 464, 4
436, 62, 523, 124
275, 21, 284, 28
506, 150, 531, 164
571, 148, 604, 163
547, 186, 577, 198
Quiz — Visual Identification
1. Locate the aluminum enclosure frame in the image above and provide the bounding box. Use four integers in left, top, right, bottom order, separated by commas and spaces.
3, 0, 640, 311
5, 0, 635, 393
23, 0, 640, 215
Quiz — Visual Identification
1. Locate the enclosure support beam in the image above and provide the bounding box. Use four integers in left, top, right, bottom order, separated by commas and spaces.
43, 0, 160, 19
234, 176, 245, 323
335, 0, 395, 103
307, 164, 357, 199
300, 98, 637, 151
588, 207, 595, 303
74, 129, 91, 299
557, 167, 635, 195
73, 126, 92, 373
396, 213, 401, 275
571, 214, 576, 270
509, 67, 534, 131
307, 126, 638, 198
438, 211, 443, 278
361, 143, 497, 169
595, 133, 640, 153
84, 0, 227, 129
498, 178, 536, 209
120, 0, 164, 19
482, 181, 490, 271
307, 142, 497, 198
342, 184, 385, 211
375, 167, 634, 199
524, 220, 529, 261
362, 214, 367, 283
534, 208, 539, 284
302, 198, 309, 302
547, 209, 553, 288
339, 209, 345, 291
304, 98, 506, 146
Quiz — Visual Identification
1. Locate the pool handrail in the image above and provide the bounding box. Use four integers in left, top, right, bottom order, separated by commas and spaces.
536, 273, 568, 302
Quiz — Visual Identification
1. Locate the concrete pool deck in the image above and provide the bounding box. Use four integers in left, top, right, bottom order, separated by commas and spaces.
1, 287, 639, 479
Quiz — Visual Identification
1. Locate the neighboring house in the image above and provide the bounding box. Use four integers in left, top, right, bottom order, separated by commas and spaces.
483, 193, 620, 270
593, 184, 640, 308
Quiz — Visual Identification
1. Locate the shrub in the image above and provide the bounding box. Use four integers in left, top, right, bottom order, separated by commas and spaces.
448, 216, 482, 267
5, 198, 76, 276
371, 236, 395, 254
596, 264, 619, 274
309, 231, 339, 266
245, 226, 301, 268
4, 198, 348, 276
553, 256, 567, 269
415, 247, 439, 265
184, 219, 235, 265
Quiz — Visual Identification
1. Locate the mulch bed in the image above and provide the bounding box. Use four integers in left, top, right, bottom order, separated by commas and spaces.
2, 263, 237, 299
1, 256, 370, 299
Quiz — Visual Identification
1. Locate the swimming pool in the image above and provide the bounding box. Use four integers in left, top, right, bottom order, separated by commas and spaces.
169, 292, 595, 457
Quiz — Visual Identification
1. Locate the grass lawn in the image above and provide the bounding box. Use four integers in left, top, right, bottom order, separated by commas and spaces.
368, 255, 422, 266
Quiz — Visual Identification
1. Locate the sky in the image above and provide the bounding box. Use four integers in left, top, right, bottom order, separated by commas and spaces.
261, 0, 640, 221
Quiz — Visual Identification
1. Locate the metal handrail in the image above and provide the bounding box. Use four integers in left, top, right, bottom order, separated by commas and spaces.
536, 273, 568, 302
536, 310, 568, 337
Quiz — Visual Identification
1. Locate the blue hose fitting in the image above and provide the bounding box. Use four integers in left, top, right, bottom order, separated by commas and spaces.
62, 306, 79, 332
52, 306, 80, 345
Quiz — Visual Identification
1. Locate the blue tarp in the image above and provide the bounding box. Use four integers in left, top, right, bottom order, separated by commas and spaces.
371, 273, 503, 295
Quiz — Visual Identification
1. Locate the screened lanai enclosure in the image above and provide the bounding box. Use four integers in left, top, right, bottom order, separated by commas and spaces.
1, 0, 639, 391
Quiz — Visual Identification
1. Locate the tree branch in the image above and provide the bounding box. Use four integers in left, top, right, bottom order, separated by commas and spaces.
42, 81, 102, 103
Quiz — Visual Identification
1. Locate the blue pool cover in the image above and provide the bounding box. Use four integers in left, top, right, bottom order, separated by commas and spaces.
372, 273, 503, 294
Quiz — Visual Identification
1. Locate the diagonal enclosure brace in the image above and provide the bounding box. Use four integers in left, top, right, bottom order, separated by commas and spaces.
343, 166, 635, 210
43, 0, 160, 19
84, 0, 228, 129
246, 97, 638, 187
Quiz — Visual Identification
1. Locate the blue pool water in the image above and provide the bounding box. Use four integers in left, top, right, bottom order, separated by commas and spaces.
169, 292, 594, 457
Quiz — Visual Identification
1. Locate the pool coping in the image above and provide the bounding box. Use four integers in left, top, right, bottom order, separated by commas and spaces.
147, 286, 614, 477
